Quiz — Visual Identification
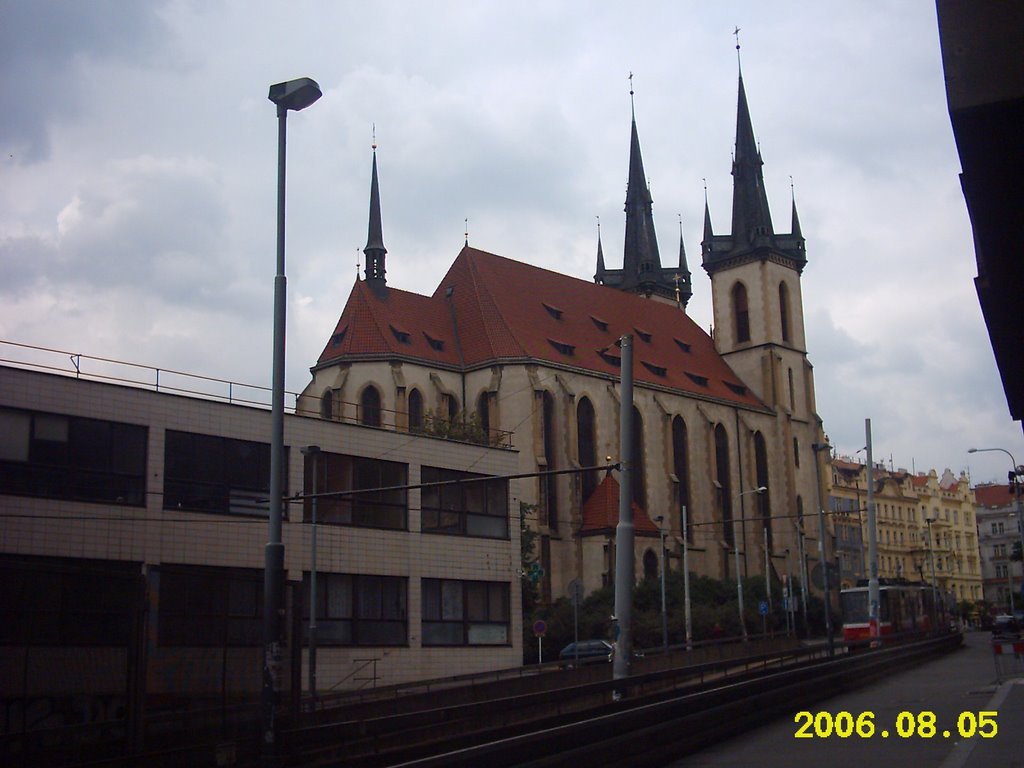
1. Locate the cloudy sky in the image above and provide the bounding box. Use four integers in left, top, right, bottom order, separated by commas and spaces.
2, 1, 1021, 485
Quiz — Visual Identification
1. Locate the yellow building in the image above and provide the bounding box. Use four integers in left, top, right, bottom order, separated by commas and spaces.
828, 460, 982, 604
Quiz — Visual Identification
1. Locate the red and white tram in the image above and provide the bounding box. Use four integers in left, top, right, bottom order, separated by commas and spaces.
840, 581, 944, 643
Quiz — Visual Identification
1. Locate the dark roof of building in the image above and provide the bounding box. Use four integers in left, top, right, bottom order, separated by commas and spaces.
974, 484, 1015, 507
316, 246, 767, 410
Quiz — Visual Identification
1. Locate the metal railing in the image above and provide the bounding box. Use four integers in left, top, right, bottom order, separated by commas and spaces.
0, 339, 515, 448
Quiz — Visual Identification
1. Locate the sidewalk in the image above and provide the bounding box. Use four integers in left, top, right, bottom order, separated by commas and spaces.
672, 630, 1023, 768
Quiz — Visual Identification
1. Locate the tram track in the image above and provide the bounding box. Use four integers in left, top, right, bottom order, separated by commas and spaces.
284, 633, 961, 768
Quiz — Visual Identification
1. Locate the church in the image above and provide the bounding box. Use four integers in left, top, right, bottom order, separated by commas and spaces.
298, 65, 828, 603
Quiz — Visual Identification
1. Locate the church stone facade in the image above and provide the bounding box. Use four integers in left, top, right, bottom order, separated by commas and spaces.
299, 68, 829, 603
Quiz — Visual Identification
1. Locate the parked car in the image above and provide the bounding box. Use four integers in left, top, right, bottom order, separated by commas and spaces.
558, 639, 613, 667
991, 614, 1021, 640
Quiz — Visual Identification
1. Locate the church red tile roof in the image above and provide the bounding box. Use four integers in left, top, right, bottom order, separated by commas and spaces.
578, 473, 659, 535
317, 246, 767, 410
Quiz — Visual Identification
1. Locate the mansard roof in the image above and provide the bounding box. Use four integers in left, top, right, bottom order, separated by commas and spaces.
316, 246, 767, 410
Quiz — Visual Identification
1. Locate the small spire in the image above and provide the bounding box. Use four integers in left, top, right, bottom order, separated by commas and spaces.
734, 26, 742, 71
703, 195, 714, 243
628, 71, 635, 118
464, 217, 469, 247
595, 216, 606, 283
790, 177, 804, 243
363, 138, 387, 291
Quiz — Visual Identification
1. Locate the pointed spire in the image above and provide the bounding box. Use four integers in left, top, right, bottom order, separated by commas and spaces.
790, 179, 804, 241
622, 78, 662, 292
594, 216, 606, 283
730, 70, 774, 246
702, 191, 714, 245
677, 215, 689, 271
363, 134, 387, 293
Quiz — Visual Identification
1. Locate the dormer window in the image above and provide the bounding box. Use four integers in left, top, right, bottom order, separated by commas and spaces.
389, 324, 411, 344
547, 339, 575, 357
641, 361, 666, 377
634, 328, 652, 343
330, 327, 347, 346
542, 302, 563, 320
685, 372, 709, 387
724, 381, 748, 396
423, 332, 445, 351
590, 315, 609, 332
673, 338, 692, 354
597, 348, 621, 367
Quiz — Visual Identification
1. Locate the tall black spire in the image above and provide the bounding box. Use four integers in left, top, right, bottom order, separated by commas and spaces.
595, 76, 690, 307
729, 73, 775, 245
622, 108, 663, 288
702, 60, 806, 276
364, 141, 387, 294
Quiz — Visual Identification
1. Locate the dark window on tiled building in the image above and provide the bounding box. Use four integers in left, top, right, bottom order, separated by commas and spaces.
0, 407, 146, 505
163, 430, 274, 515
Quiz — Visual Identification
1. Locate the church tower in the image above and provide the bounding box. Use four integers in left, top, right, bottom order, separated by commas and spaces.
595, 86, 692, 307
701, 65, 814, 422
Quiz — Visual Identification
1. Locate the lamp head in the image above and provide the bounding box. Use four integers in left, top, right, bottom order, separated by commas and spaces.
268, 77, 322, 112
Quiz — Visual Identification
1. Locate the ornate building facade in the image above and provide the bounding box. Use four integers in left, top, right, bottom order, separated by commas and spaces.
974, 483, 1024, 612
299, 69, 829, 602
828, 459, 982, 605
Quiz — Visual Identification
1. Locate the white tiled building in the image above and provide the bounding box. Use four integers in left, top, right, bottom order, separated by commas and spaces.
0, 359, 521, 716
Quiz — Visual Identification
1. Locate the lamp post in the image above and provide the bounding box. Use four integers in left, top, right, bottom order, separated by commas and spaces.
968, 447, 1023, 614
263, 77, 321, 760
811, 442, 834, 656
300, 445, 321, 712
654, 515, 669, 650
924, 515, 939, 629
680, 503, 693, 650
734, 486, 767, 641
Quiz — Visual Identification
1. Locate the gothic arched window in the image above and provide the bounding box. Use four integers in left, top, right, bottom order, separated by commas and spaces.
577, 397, 598, 503
360, 385, 381, 427
408, 388, 423, 431
754, 431, 772, 551
542, 391, 558, 529
732, 282, 751, 344
672, 416, 691, 542
715, 424, 733, 545
779, 281, 792, 343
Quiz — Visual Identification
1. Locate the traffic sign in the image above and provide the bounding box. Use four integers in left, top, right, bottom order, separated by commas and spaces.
532, 619, 547, 637
758, 600, 769, 616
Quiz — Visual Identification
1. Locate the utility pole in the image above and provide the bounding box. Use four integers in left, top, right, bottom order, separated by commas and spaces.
655, 516, 668, 650
866, 418, 880, 642
812, 442, 834, 656
613, 335, 634, 682
681, 503, 693, 650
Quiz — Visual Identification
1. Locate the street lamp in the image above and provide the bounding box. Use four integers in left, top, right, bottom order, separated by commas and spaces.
734, 486, 767, 641
263, 76, 321, 758
811, 442, 834, 656
654, 515, 669, 650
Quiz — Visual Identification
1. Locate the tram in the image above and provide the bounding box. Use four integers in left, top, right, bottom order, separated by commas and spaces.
840, 581, 944, 643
